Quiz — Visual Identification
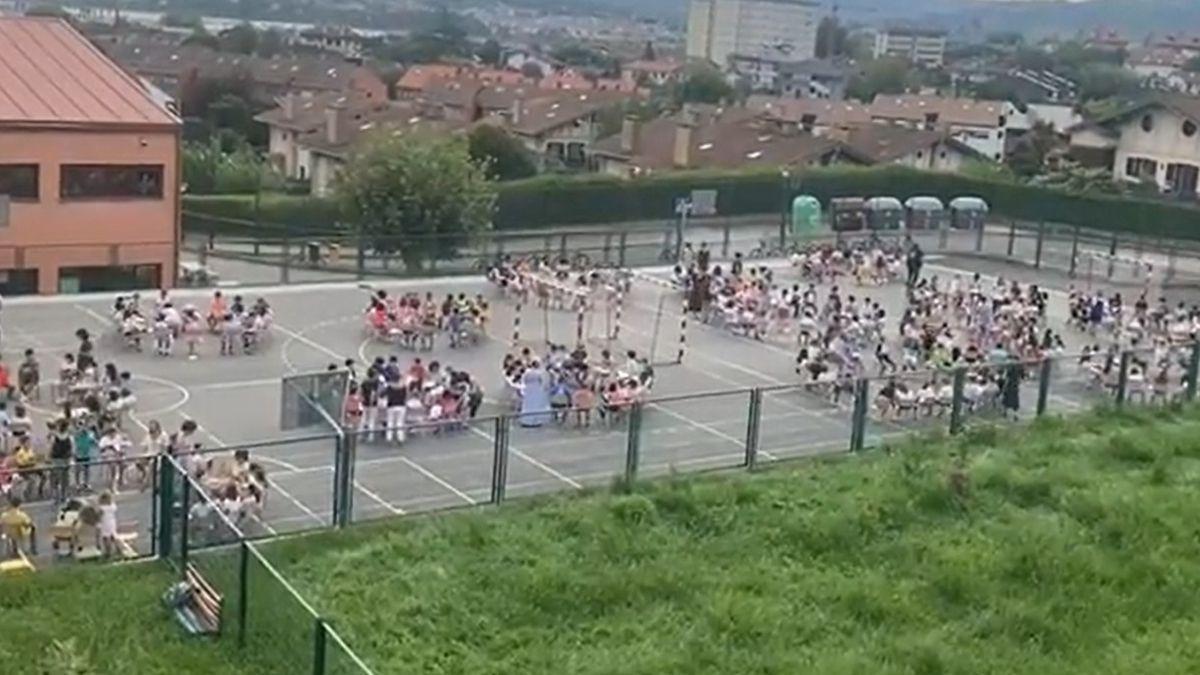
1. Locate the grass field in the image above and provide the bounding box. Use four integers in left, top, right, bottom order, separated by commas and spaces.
7, 406, 1200, 674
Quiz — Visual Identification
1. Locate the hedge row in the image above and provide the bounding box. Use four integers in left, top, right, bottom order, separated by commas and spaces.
183, 166, 1200, 240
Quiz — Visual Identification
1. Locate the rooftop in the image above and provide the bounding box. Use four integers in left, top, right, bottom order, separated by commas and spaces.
0, 17, 178, 129
867, 95, 1008, 128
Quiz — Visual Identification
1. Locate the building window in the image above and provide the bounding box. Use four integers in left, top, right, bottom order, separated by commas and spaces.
1184, 120, 1197, 137
1141, 114, 1154, 133
0, 164, 39, 201
1126, 156, 1158, 178
61, 165, 163, 200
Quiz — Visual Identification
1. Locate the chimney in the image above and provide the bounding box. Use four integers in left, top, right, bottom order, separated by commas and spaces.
510, 97, 524, 126
282, 93, 296, 121
326, 103, 345, 145
620, 115, 640, 154
673, 109, 697, 170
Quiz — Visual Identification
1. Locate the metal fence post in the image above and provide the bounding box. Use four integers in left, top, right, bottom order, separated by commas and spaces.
744, 389, 762, 469
312, 618, 327, 675
490, 416, 510, 504
974, 220, 985, 252
179, 475, 191, 569
336, 432, 356, 527
1115, 351, 1131, 406
355, 227, 366, 281
1107, 234, 1118, 279
949, 368, 967, 435
617, 231, 628, 268
937, 217, 948, 250
602, 232, 613, 263
1036, 357, 1052, 417
331, 435, 344, 528
1188, 341, 1200, 402
625, 404, 643, 484
237, 541, 249, 649
1068, 226, 1079, 278
155, 456, 174, 562
850, 378, 869, 452
1034, 221, 1045, 268
1006, 219, 1016, 257
721, 221, 731, 259
281, 224, 292, 285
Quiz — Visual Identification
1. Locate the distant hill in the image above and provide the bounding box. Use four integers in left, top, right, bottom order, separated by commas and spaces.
505, 0, 1200, 40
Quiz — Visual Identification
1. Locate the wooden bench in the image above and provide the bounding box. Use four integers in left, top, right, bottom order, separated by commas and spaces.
172, 564, 224, 637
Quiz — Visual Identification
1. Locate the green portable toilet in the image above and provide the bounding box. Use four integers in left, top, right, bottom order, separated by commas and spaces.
791, 195, 822, 233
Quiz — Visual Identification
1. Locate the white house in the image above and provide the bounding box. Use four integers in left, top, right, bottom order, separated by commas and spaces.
867, 94, 1017, 161
1102, 96, 1200, 197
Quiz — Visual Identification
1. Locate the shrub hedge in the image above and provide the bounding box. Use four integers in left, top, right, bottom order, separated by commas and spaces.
183, 166, 1200, 240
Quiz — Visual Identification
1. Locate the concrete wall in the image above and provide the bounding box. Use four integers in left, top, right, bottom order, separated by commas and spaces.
0, 127, 178, 293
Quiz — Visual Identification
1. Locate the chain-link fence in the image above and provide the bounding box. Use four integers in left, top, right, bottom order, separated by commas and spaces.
154, 455, 374, 674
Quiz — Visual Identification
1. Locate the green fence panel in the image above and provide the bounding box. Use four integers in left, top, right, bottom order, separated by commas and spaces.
243, 545, 322, 673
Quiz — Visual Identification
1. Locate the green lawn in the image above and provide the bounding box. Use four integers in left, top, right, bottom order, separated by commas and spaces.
6, 406, 1200, 674
0, 563, 252, 675
263, 407, 1200, 675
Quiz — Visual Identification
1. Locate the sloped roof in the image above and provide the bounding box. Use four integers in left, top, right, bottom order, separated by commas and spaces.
297, 102, 469, 159
0, 17, 178, 129
868, 94, 1008, 128
749, 95, 872, 127
254, 91, 386, 132
592, 111, 848, 171
840, 125, 980, 163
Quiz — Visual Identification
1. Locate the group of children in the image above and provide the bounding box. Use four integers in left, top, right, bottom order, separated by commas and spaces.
342, 356, 486, 444
116, 290, 273, 358
502, 344, 654, 428
364, 290, 490, 351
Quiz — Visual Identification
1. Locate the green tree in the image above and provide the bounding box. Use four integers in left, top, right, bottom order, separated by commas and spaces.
641, 41, 656, 61
1185, 55, 1200, 73
25, 3, 70, 19
1007, 121, 1057, 178
335, 133, 496, 272
182, 26, 219, 50
815, 16, 847, 59
219, 23, 259, 55
678, 66, 733, 104
1076, 64, 1139, 102
159, 12, 203, 29
845, 58, 910, 102
477, 39, 503, 66
256, 29, 286, 57
468, 125, 537, 181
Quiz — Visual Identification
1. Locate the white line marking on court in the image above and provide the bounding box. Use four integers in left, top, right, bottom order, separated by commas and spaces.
256, 456, 304, 472
465, 425, 583, 489
73, 303, 113, 327
351, 479, 406, 515
191, 377, 279, 392
399, 456, 477, 505
276, 321, 345, 361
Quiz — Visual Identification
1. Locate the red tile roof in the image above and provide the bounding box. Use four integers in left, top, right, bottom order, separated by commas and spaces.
0, 17, 178, 129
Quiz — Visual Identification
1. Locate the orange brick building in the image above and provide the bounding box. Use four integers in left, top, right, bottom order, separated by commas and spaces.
0, 17, 180, 294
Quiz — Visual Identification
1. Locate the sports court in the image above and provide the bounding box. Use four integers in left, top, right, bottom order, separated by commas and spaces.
5, 233, 1173, 556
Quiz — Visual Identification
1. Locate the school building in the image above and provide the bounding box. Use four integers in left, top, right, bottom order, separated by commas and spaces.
0, 16, 181, 295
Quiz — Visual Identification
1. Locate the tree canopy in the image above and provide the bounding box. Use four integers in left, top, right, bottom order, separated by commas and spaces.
335, 134, 496, 271
468, 125, 537, 182
846, 58, 913, 102
677, 66, 733, 104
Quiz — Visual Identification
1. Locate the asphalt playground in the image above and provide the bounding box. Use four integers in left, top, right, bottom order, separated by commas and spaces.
6, 239, 1162, 561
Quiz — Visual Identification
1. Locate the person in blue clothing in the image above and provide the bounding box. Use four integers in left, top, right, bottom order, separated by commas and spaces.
519, 360, 551, 427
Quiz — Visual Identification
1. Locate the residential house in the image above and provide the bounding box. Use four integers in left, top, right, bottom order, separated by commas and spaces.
835, 125, 981, 172
1085, 29, 1129, 54
867, 95, 1016, 161
728, 55, 850, 99
98, 40, 388, 105
294, 26, 373, 59
590, 107, 846, 176
872, 25, 947, 68
621, 58, 684, 87
395, 63, 477, 98
503, 48, 558, 78
254, 91, 386, 180
295, 103, 468, 197
0, 16, 181, 294
509, 91, 634, 167
1002, 69, 1078, 103
1075, 95, 1200, 197
748, 95, 872, 132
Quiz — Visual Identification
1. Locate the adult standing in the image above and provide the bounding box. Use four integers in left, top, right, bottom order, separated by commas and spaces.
696, 242, 711, 274
906, 242, 924, 288
384, 379, 407, 444
519, 360, 551, 428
